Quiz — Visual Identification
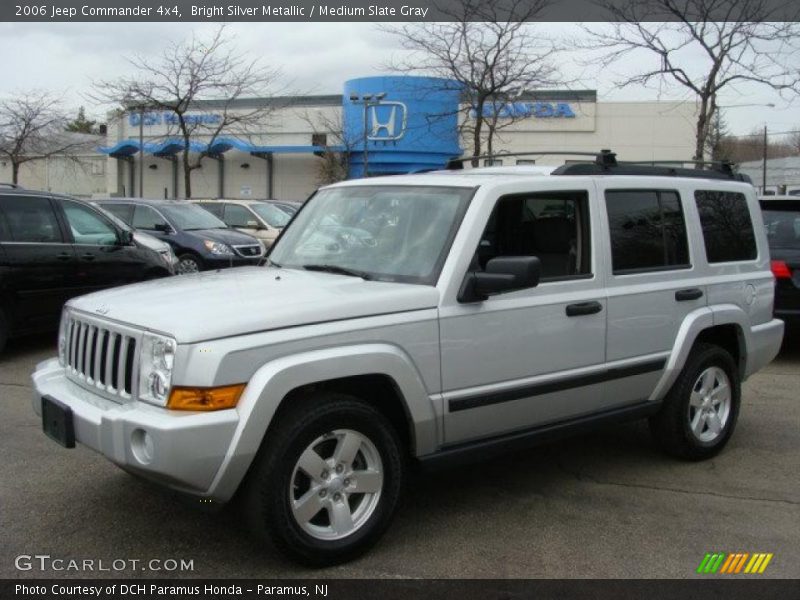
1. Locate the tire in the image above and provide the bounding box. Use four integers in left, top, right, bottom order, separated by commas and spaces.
176, 253, 203, 274
244, 392, 405, 566
649, 343, 741, 460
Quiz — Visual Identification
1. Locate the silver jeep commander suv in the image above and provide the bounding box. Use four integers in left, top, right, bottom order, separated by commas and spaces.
33, 151, 784, 565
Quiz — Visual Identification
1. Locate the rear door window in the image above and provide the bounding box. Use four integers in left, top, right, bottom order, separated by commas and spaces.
61, 200, 118, 245
224, 204, 257, 228
132, 205, 169, 230
0, 195, 64, 243
197, 202, 224, 218
694, 191, 757, 262
605, 189, 690, 274
100, 203, 133, 225
760, 200, 800, 249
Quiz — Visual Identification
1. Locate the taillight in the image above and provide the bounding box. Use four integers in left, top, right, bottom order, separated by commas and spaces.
771, 260, 792, 279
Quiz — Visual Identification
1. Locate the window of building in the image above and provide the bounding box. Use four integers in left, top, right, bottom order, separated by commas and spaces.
132, 205, 168, 230
0, 195, 63, 243
62, 200, 117, 246
605, 189, 690, 274
475, 191, 591, 281
516, 159, 536, 165
311, 133, 327, 147
484, 159, 503, 167
694, 191, 757, 263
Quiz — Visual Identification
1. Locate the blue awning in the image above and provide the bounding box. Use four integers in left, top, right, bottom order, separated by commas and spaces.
99, 137, 340, 157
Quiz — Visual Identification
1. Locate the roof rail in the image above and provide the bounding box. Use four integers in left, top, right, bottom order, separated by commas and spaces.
551, 159, 751, 182
444, 150, 616, 170
444, 150, 748, 182
0, 182, 24, 190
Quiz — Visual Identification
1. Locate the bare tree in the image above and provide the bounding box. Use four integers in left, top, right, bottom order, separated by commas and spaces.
788, 129, 800, 155
382, 0, 560, 164
93, 26, 284, 198
0, 91, 93, 184
580, 0, 800, 162
298, 109, 355, 185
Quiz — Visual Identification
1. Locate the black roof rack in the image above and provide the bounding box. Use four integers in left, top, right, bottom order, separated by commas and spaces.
445, 149, 751, 182
0, 182, 24, 190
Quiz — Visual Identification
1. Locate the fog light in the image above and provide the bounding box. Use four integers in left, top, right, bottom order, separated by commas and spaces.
131, 428, 154, 464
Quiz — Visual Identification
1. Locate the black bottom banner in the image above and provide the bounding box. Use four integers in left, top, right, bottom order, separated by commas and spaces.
3, 579, 799, 600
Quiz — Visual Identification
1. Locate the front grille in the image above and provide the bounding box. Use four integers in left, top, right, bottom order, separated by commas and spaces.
233, 244, 263, 258
64, 314, 139, 400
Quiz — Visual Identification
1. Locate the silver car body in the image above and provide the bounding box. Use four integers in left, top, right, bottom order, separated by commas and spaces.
33, 172, 784, 501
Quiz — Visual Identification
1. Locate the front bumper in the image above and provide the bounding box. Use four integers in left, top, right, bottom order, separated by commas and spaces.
32, 358, 238, 497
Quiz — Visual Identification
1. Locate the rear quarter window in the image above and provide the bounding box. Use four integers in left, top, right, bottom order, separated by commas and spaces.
694, 191, 757, 263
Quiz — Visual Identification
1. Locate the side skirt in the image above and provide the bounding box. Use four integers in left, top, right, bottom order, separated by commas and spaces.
418, 400, 661, 471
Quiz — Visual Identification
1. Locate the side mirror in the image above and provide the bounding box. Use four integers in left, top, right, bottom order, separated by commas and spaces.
246, 220, 263, 229
153, 222, 172, 233
117, 230, 134, 245
458, 256, 541, 303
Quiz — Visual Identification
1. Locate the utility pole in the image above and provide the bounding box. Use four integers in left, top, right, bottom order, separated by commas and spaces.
762, 125, 768, 193
349, 92, 386, 178
138, 105, 145, 198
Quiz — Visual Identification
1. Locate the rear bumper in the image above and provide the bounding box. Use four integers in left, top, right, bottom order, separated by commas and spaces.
774, 308, 800, 326
744, 319, 785, 379
32, 358, 239, 498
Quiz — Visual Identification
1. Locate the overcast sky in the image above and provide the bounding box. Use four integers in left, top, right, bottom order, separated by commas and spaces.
0, 22, 797, 138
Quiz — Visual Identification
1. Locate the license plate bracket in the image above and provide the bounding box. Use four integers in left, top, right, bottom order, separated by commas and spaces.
41, 396, 75, 448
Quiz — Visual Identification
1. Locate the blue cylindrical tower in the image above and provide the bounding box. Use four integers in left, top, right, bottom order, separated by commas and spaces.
343, 76, 462, 178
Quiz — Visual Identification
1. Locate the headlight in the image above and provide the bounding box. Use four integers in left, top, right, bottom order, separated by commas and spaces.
57, 309, 69, 366
203, 240, 234, 256
138, 332, 177, 406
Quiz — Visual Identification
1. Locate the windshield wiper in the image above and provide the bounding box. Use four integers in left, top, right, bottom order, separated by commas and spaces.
302, 264, 372, 280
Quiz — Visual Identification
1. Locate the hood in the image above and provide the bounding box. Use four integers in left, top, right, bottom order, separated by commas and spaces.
133, 231, 170, 253
192, 228, 261, 246
67, 267, 440, 343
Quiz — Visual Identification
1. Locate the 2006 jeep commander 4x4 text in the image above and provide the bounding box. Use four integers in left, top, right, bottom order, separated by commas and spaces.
33, 152, 784, 565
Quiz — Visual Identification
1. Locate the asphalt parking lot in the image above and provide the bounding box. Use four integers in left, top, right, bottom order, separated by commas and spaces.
1, 334, 798, 579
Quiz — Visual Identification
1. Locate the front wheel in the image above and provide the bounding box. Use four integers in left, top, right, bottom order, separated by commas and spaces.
176, 253, 203, 274
244, 393, 405, 565
649, 343, 741, 460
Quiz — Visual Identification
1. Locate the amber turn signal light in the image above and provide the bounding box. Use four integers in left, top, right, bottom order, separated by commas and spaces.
167, 384, 246, 411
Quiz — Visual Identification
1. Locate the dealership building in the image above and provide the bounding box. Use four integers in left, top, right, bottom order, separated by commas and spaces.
5, 76, 701, 199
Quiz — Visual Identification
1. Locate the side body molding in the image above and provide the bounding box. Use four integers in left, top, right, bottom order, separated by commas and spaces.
649, 304, 751, 402
206, 343, 437, 501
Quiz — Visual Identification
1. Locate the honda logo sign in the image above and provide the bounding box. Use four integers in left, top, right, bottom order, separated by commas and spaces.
368, 102, 407, 141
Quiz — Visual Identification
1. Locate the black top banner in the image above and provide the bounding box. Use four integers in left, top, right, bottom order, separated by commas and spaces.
3, 0, 800, 22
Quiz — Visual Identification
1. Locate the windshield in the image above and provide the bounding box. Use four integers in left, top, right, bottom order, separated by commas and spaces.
251, 202, 290, 228
269, 185, 473, 284
159, 203, 227, 230
761, 201, 800, 249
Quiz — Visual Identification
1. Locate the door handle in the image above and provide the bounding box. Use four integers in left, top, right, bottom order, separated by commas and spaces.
565, 301, 603, 317
79, 253, 96, 261
55, 253, 71, 261
675, 288, 703, 302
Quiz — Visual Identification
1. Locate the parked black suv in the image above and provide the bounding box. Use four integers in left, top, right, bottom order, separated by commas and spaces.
96, 199, 264, 274
760, 196, 800, 329
0, 190, 174, 352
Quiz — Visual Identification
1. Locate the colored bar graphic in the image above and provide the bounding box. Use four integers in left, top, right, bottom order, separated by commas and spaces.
698, 552, 774, 575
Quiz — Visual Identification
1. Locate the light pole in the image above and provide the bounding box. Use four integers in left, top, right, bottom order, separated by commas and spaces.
349, 92, 386, 178
138, 105, 144, 198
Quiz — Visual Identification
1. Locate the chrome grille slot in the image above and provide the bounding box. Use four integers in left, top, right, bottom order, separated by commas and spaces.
62, 312, 141, 402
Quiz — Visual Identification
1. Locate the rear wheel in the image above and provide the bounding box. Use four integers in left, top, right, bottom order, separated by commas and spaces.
649, 343, 740, 460
244, 393, 405, 566
177, 254, 202, 274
